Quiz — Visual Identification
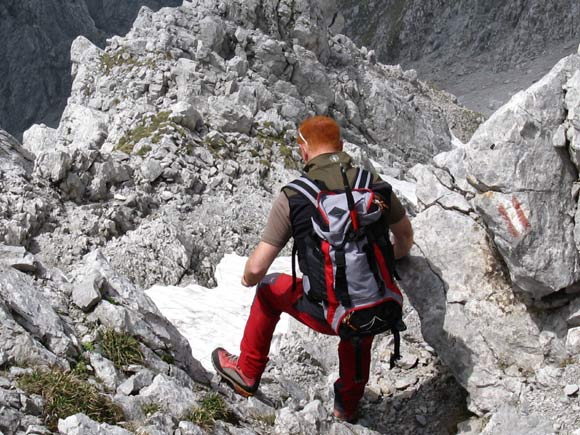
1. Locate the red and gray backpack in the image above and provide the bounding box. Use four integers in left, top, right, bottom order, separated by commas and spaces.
286, 165, 406, 367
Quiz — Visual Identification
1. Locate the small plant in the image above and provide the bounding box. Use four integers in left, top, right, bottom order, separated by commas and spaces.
186, 392, 236, 429
115, 111, 173, 154
279, 143, 298, 169
559, 356, 577, 368
104, 296, 120, 306
82, 341, 95, 352
135, 145, 152, 157
98, 329, 144, 369
141, 402, 161, 415
18, 369, 123, 431
257, 414, 276, 426
71, 356, 91, 380
159, 352, 175, 365
100, 49, 140, 74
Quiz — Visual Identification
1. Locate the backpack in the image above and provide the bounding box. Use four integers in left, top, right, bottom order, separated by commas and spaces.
286, 165, 406, 368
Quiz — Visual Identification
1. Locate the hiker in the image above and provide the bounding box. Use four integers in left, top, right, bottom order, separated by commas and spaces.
212, 115, 413, 422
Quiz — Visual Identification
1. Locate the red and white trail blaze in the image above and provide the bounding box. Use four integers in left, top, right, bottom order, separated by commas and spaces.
497, 196, 531, 238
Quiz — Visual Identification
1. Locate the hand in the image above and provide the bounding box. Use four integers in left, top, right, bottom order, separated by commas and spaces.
241, 274, 251, 287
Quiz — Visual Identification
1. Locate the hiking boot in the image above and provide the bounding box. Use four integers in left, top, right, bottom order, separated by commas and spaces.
211, 347, 259, 397
333, 407, 358, 423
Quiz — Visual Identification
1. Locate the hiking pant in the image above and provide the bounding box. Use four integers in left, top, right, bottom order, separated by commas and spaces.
238, 273, 373, 416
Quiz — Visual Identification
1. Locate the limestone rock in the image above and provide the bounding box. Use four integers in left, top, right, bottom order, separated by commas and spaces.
466, 54, 580, 298
479, 406, 555, 435
0, 266, 76, 360
169, 102, 203, 131
0, 245, 36, 272
117, 369, 154, 395
58, 413, 133, 435
57, 104, 109, 150
34, 151, 71, 184
139, 374, 199, 417
566, 327, 580, 354
398, 204, 543, 414
103, 219, 193, 288
0, 129, 35, 176
73, 251, 209, 385
89, 352, 121, 390
72, 272, 104, 312
22, 124, 58, 156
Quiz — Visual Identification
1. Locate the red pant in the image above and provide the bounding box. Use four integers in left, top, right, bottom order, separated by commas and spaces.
238, 273, 373, 416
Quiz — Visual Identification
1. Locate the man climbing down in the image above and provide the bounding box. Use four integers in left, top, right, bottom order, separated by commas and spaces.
212, 115, 414, 422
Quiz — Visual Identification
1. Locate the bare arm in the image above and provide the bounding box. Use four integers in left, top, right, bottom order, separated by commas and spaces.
242, 241, 283, 287
390, 215, 414, 259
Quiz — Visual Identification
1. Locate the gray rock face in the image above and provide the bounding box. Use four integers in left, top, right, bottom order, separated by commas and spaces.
139, 374, 198, 417
0, 129, 35, 176
338, 0, 580, 73
103, 218, 193, 288
0, 266, 76, 360
0, 0, 181, 138
337, 0, 580, 114
0, 245, 36, 272
397, 48, 580, 432
467, 54, 580, 298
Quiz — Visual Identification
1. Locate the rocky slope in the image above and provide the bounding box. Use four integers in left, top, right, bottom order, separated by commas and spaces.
1, 0, 579, 434
0, 0, 478, 433
337, 0, 580, 114
0, 0, 181, 139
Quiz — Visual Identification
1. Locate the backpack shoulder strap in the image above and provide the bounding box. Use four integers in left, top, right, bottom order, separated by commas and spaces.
354, 168, 372, 190
284, 175, 321, 207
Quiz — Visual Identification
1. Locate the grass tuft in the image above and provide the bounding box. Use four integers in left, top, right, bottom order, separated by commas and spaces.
185, 392, 236, 429
18, 369, 123, 431
98, 329, 144, 369
141, 402, 162, 416
115, 111, 174, 154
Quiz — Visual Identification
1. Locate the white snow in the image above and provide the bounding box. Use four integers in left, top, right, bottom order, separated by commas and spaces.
145, 254, 294, 372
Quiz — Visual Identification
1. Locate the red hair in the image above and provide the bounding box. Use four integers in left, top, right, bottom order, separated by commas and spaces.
298, 116, 341, 152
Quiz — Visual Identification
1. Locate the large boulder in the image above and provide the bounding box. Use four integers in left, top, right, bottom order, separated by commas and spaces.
466, 54, 580, 298
72, 251, 210, 385
0, 266, 76, 367
103, 218, 193, 288
399, 49, 580, 430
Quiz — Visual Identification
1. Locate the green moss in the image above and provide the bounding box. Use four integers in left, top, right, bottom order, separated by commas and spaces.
559, 356, 577, 368
257, 414, 276, 426
18, 369, 123, 431
100, 49, 140, 74
279, 143, 297, 169
98, 329, 144, 369
115, 111, 173, 154
141, 402, 162, 415
71, 356, 91, 380
160, 352, 175, 365
185, 393, 236, 429
135, 145, 152, 157
82, 342, 95, 352
256, 127, 298, 169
